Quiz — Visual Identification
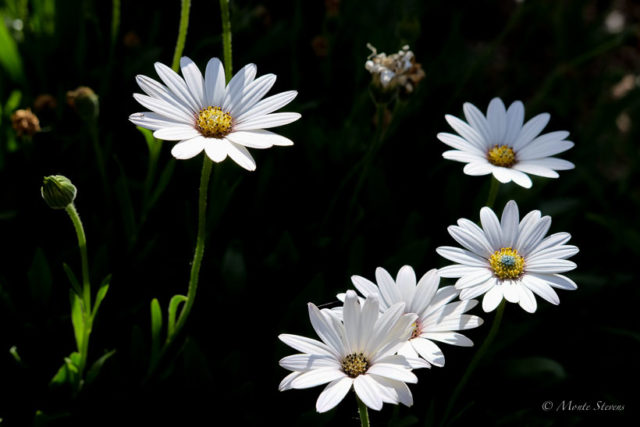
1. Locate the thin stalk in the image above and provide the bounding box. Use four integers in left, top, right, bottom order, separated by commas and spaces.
64, 203, 92, 377
219, 0, 232, 79
440, 301, 506, 426
170, 157, 213, 340
171, 0, 191, 72
356, 395, 370, 427
485, 177, 500, 209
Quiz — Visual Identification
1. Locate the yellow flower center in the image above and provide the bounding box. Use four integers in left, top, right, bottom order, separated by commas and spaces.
410, 319, 422, 339
489, 247, 525, 280
341, 352, 369, 378
487, 145, 516, 167
196, 106, 233, 138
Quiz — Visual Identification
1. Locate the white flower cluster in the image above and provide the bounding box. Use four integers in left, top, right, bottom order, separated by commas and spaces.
365, 44, 424, 93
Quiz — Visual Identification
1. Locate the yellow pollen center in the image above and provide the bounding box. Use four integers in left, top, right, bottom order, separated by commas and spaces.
487, 145, 516, 167
410, 320, 422, 339
196, 106, 232, 138
341, 352, 369, 378
489, 247, 525, 280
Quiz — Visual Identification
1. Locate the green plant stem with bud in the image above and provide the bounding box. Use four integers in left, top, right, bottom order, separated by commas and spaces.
64, 202, 93, 380
440, 300, 506, 426
356, 395, 370, 427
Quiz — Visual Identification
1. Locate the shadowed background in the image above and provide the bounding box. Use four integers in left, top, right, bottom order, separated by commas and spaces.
0, 0, 638, 425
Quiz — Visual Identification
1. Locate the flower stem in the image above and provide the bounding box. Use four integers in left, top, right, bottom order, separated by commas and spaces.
440, 300, 506, 426
171, 0, 191, 72
170, 156, 213, 340
356, 394, 370, 427
64, 203, 92, 377
485, 176, 500, 209
219, 0, 233, 80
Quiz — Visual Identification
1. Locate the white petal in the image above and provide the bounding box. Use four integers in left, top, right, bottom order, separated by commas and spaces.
375, 267, 403, 306
518, 139, 574, 160
445, 114, 488, 151
516, 215, 551, 256
462, 161, 494, 176
512, 113, 550, 150
232, 74, 277, 117
503, 100, 524, 144
527, 245, 579, 262
509, 168, 533, 188
351, 275, 382, 300
315, 377, 353, 413
480, 206, 503, 249
529, 232, 572, 254
482, 285, 503, 312
396, 266, 417, 306
463, 102, 492, 144
529, 273, 577, 290
517, 130, 571, 157
459, 280, 495, 300
233, 112, 301, 131
153, 126, 200, 141
342, 290, 361, 355
455, 269, 493, 289
513, 162, 560, 178
437, 132, 485, 155
278, 334, 335, 357
290, 368, 346, 389
409, 269, 439, 314
526, 258, 577, 273
422, 331, 474, 347
170, 137, 205, 159
448, 225, 493, 257
367, 363, 417, 383
223, 63, 257, 112
502, 281, 521, 303
442, 150, 485, 164
354, 375, 384, 411
279, 371, 303, 391
154, 61, 200, 112
436, 246, 488, 267
203, 138, 229, 162
492, 166, 515, 184
226, 129, 293, 149
500, 200, 520, 247
226, 140, 257, 171
204, 57, 226, 107
368, 375, 414, 407
135, 74, 194, 116
520, 157, 574, 171
411, 338, 445, 367
235, 91, 299, 123
438, 264, 483, 278
517, 285, 537, 313
279, 354, 340, 371
133, 93, 195, 124
522, 275, 560, 305
487, 97, 507, 143
180, 57, 205, 107
308, 302, 345, 357
129, 111, 186, 130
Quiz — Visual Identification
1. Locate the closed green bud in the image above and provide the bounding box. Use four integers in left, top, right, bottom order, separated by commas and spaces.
67, 86, 99, 122
41, 175, 77, 209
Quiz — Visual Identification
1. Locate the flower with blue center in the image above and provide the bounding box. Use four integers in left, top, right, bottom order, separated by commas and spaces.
436, 200, 579, 313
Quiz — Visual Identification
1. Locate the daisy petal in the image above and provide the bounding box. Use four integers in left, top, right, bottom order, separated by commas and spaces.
445, 114, 488, 152
442, 150, 486, 163
411, 338, 445, 367
226, 141, 257, 171
480, 206, 502, 249
517, 285, 537, 313
235, 91, 299, 124
170, 137, 205, 159
133, 93, 195, 124
316, 377, 353, 413
153, 126, 201, 141
512, 113, 550, 150
223, 63, 257, 111
522, 275, 560, 305
436, 246, 488, 267
290, 368, 346, 389
528, 273, 577, 290
180, 56, 205, 107
462, 162, 494, 176
226, 129, 293, 148
437, 132, 485, 155
354, 375, 384, 411
233, 112, 301, 131
278, 334, 335, 356
500, 200, 520, 247
487, 97, 507, 143
503, 100, 524, 143
154, 61, 199, 112
422, 332, 474, 346
482, 285, 503, 312
203, 138, 229, 162
129, 111, 186, 130
463, 102, 492, 144
204, 57, 226, 107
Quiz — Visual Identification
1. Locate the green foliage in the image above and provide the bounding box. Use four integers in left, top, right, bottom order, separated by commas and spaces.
0, 18, 24, 83
167, 294, 187, 338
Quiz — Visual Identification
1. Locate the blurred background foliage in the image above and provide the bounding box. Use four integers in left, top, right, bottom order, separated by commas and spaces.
0, 0, 638, 425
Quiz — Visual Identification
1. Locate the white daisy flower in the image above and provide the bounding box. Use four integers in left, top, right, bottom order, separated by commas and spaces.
278, 290, 418, 413
438, 97, 574, 188
336, 266, 483, 369
436, 200, 579, 313
129, 56, 300, 171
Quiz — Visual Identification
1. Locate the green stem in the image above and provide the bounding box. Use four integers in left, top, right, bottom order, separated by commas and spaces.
170, 157, 213, 341
356, 394, 370, 427
485, 177, 500, 209
440, 301, 506, 427
219, 0, 232, 79
110, 0, 121, 49
171, 0, 191, 72
65, 203, 92, 377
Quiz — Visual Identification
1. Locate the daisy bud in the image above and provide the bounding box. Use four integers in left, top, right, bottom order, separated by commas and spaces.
41, 175, 77, 210
11, 108, 41, 137
67, 86, 99, 121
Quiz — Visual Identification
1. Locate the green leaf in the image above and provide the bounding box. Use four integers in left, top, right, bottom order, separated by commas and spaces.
91, 274, 111, 320
9, 345, 22, 365
27, 248, 52, 303
0, 23, 24, 83
150, 298, 163, 362
49, 352, 80, 387
85, 349, 116, 385
4, 90, 22, 113
62, 262, 82, 296
136, 126, 158, 155
69, 291, 85, 351
167, 294, 187, 338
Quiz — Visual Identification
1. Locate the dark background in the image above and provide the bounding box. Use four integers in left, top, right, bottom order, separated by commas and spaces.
0, 0, 638, 425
